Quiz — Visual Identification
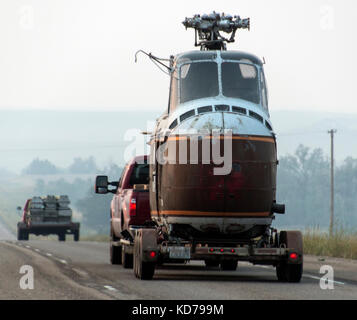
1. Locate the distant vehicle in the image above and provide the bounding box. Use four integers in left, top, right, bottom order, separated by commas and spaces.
17, 195, 80, 241
95, 155, 151, 268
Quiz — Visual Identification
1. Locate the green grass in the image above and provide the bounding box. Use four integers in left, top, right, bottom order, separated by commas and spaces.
303, 227, 357, 260
80, 234, 109, 242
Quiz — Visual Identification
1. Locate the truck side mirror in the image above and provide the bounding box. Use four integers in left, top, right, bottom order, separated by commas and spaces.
17, 206, 22, 211
95, 175, 109, 194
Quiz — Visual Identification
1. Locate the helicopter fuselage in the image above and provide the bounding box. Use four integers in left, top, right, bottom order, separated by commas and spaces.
149, 50, 277, 241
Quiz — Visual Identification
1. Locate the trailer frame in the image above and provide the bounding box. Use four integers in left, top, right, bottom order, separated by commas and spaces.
118, 226, 303, 282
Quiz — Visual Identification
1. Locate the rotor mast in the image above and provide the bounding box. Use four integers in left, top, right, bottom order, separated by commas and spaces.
182, 11, 250, 51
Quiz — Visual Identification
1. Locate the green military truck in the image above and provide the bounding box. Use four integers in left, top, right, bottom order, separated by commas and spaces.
17, 195, 80, 241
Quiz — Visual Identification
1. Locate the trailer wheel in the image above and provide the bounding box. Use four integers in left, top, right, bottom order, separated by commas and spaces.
205, 260, 220, 268
220, 260, 238, 271
58, 233, 66, 242
276, 231, 303, 283
74, 230, 80, 242
122, 245, 133, 269
133, 229, 156, 280
276, 263, 288, 282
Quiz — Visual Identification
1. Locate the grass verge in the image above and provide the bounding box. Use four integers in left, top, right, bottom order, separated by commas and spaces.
303, 227, 357, 260
80, 234, 109, 242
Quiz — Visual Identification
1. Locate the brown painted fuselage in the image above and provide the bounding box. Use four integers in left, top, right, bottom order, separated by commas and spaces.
150, 134, 277, 240
149, 50, 277, 241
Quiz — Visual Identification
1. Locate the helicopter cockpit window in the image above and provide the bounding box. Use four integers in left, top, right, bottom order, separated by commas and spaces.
180, 62, 219, 104
260, 70, 269, 110
222, 62, 260, 104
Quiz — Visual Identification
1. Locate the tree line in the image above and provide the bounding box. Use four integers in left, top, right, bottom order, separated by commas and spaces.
22, 157, 98, 175
276, 145, 357, 230
29, 146, 357, 234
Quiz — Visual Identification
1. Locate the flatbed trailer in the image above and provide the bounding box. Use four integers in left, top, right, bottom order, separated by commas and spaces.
17, 195, 80, 242
119, 227, 303, 282
17, 221, 80, 241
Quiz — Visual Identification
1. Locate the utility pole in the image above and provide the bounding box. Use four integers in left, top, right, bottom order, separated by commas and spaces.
328, 129, 337, 236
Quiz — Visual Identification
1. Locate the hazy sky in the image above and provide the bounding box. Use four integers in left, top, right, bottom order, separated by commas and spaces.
0, 0, 356, 113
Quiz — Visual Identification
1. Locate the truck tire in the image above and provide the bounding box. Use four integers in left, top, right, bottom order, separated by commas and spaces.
133, 229, 156, 280
17, 223, 28, 241
220, 260, 238, 271
205, 260, 220, 268
58, 233, 66, 241
276, 230, 303, 283
110, 243, 122, 265
74, 230, 80, 242
110, 226, 122, 265
22, 231, 29, 241
122, 245, 133, 269
17, 227, 23, 241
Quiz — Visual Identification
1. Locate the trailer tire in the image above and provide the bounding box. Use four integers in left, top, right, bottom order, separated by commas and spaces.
58, 233, 66, 241
220, 260, 238, 271
276, 263, 288, 282
276, 230, 303, 283
122, 245, 133, 269
133, 229, 156, 280
74, 230, 80, 242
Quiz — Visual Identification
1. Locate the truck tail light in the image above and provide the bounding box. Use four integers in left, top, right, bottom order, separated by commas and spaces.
129, 198, 136, 216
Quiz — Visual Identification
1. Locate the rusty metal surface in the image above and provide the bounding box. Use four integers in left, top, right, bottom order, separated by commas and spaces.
280, 230, 304, 254
149, 134, 277, 239
152, 135, 276, 215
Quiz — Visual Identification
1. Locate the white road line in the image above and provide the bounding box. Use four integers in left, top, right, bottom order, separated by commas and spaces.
25, 245, 31, 248
104, 285, 117, 292
72, 268, 89, 277
34, 248, 40, 252
253, 264, 346, 285
46, 253, 52, 257
57, 259, 67, 264
304, 274, 345, 285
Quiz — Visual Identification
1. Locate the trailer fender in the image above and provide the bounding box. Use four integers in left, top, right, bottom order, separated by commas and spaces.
279, 230, 303, 264
138, 228, 158, 263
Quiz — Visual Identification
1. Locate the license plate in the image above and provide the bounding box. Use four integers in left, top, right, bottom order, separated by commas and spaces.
169, 246, 191, 260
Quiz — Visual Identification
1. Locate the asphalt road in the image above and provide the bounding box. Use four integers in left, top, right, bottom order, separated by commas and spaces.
1, 236, 357, 300
1, 219, 357, 300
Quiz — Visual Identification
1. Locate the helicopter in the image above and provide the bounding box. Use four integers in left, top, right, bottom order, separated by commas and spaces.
136, 11, 286, 245
127, 12, 303, 282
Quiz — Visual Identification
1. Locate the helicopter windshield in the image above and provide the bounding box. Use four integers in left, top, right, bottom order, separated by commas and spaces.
178, 61, 261, 106
221, 62, 260, 104
180, 62, 219, 103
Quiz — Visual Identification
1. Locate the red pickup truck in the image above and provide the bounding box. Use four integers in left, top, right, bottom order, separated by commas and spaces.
95, 155, 150, 268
